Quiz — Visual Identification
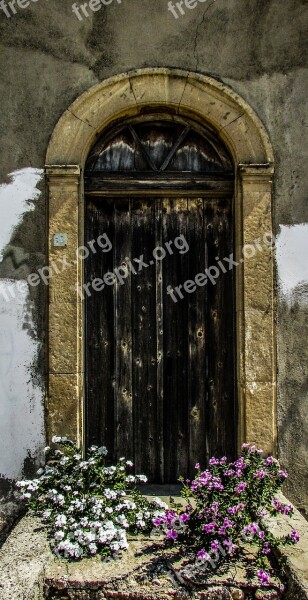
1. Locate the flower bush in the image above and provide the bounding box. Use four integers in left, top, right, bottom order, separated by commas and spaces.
17, 439, 299, 588
16, 437, 168, 560
153, 444, 300, 588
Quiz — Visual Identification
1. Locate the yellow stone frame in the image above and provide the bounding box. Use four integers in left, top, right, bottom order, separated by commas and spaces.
45, 68, 276, 455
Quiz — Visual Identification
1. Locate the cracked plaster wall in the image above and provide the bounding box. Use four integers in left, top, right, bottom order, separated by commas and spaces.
0, 0, 307, 510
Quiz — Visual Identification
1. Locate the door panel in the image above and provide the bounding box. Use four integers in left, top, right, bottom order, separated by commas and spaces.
85, 196, 235, 482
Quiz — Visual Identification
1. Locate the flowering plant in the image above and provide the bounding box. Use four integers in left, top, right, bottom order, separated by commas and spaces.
153, 444, 299, 588
16, 437, 168, 560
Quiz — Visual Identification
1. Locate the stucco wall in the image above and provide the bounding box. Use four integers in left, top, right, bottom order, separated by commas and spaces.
0, 0, 307, 512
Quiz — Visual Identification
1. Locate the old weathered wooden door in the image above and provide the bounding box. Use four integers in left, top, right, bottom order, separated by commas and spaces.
84, 119, 235, 483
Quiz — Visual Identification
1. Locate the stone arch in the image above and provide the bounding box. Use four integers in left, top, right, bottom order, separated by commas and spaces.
46, 68, 276, 456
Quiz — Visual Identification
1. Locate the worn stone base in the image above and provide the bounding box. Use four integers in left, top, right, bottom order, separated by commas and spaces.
0, 495, 307, 600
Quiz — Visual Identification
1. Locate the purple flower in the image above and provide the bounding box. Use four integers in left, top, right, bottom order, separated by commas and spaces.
209, 457, 220, 466
253, 469, 266, 479
180, 513, 190, 522
283, 505, 293, 515
211, 540, 220, 551
257, 569, 270, 586
197, 549, 209, 560
262, 542, 271, 555
202, 521, 216, 533
249, 445, 263, 454
166, 529, 178, 540
265, 456, 274, 465
243, 522, 259, 536
290, 529, 300, 543
241, 443, 250, 450
153, 518, 163, 527
222, 539, 237, 553
211, 502, 219, 513
227, 506, 237, 515
226, 469, 235, 477
259, 531, 265, 539
220, 456, 227, 464
195, 463, 200, 469
278, 470, 288, 479
223, 517, 233, 529
273, 498, 293, 515
235, 481, 247, 494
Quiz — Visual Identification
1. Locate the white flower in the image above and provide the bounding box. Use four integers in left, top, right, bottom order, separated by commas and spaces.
16, 480, 29, 488
42, 509, 52, 520
57, 540, 83, 559
52, 436, 63, 443
106, 507, 113, 514
137, 519, 146, 528
43, 446, 51, 453
110, 541, 120, 552
55, 514, 67, 528
136, 475, 148, 483
104, 488, 117, 500
125, 476, 136, 483
115, 514, 129, 528
88, 542, 98, 555
103, 466, 116, 476
54, 530, 65, 541
98, 446, 108, 456
79, 461, 89, 471
126, 460, 133, 467
119, 457, 125, 462
37, 468, 44, 475
152, 497, 168, 510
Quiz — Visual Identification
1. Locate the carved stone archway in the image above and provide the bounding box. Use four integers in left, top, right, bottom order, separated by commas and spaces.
45, 68, 276, 455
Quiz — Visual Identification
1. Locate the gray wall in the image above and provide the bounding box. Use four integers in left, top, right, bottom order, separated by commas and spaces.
0, 0, 307, 513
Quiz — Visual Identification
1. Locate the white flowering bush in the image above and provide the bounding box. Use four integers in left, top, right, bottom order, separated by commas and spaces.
16, 437, 168, 560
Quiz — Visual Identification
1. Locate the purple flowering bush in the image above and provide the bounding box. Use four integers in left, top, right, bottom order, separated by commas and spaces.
16, 437, 168, 560
153, 443, 299, 588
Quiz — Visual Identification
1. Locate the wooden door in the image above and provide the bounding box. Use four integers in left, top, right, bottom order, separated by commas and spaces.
85, 195, 235, 483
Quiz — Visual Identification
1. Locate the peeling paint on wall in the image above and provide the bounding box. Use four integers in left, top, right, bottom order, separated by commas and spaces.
0, 168, 45, 482
0, 280, 45, 479
276, 224, 308, 303
0, 168, 43, 261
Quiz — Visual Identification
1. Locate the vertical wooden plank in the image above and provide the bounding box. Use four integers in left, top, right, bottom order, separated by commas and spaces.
85, 198, 115, 455
187, 198, 208, 476
205, 198, 235, 459
131, 199, 159, 480
155, 199, 164, 482
162, 198, 190, 483
114, 198, 133, 461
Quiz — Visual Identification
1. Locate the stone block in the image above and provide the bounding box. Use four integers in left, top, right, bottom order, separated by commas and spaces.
244, 381, 276, 454
49, 301, 82, 374
47, 373, 82, 443
244, 309, 275, 382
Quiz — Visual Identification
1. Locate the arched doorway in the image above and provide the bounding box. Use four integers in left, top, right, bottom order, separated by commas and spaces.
84, 116, 235, 482
45, 69, 276, 470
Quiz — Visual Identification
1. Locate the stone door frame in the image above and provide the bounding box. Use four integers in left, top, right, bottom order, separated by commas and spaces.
45, 68, 276, 455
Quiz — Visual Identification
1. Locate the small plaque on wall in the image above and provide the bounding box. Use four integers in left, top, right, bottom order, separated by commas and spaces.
53, 233, 67, 247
